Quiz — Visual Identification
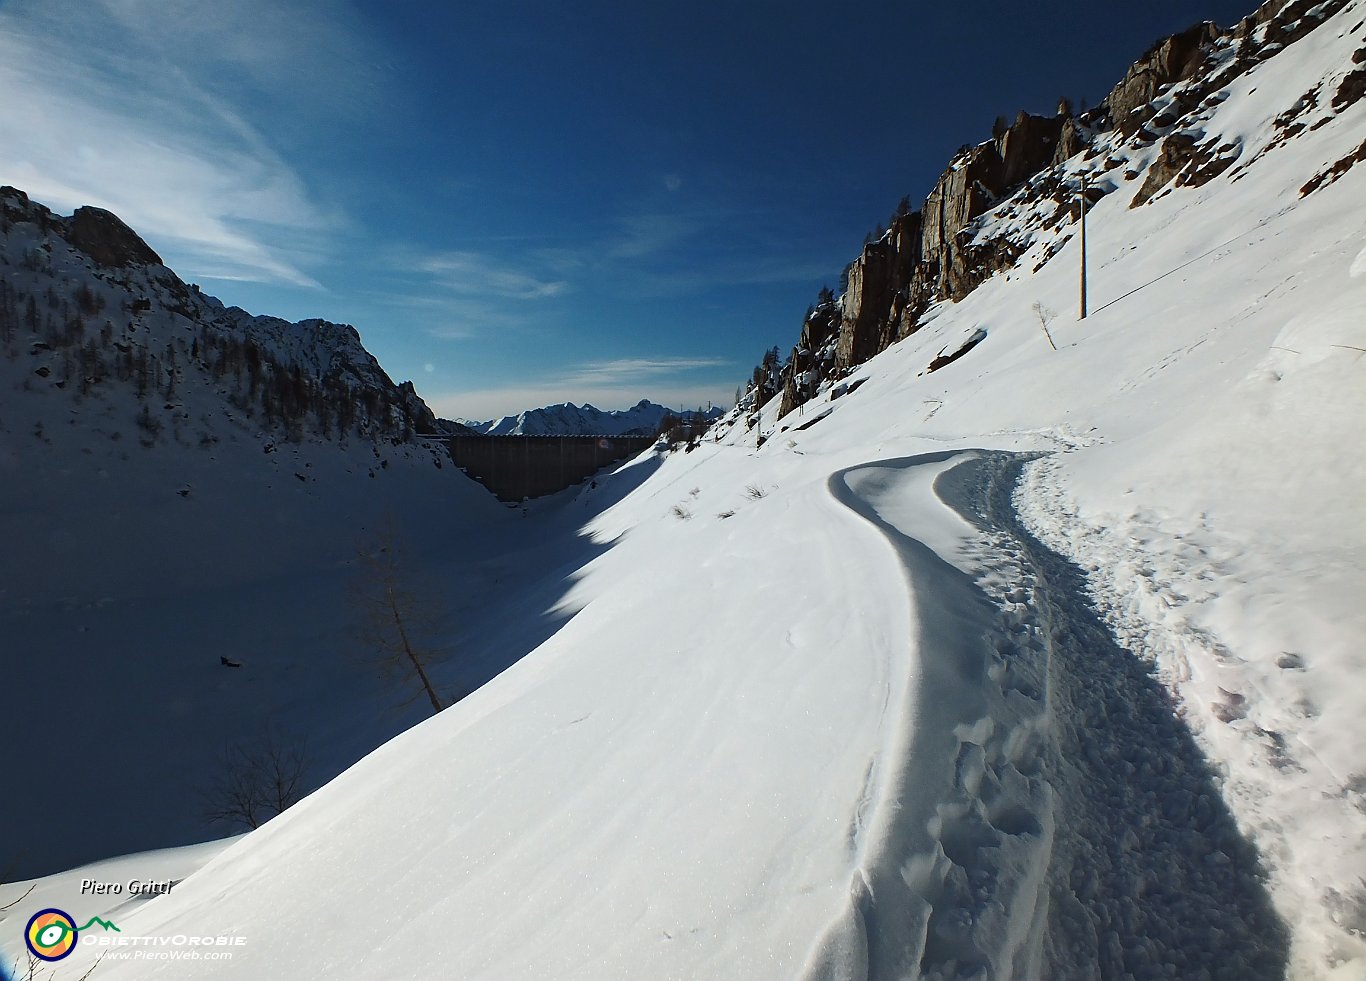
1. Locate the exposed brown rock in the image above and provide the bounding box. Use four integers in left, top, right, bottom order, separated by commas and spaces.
1300, 138, 1366, 196
1052, 117, 1086, 167
920, 150, 1000, 260
1131, 133, 1197, 207
918, 112, 1065, 299
1177, 138, 1242, 188
1133, 129, 1244, 208
1104, 22, 1220, 137
778, 304, 840, 418
68, 206, 163, 268
827, 113, 1072, 373
835, 240, 899, 368
1332, 67, 1366, 112
997, 111, 1065, 188
926, 328, 987, 373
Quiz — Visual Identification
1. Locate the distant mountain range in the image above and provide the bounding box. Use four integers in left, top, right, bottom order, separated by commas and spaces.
453, 399, 724, 437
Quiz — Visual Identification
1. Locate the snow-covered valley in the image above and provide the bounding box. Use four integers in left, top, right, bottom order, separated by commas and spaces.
3, 1, 1365, 979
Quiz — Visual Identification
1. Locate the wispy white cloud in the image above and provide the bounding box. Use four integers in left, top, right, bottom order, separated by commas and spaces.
0, 0, 374, 286
416, 252, 569, 300
617, 254, 842, 298
607, 213, 704, 259
357, 286, 552, 341
562, 357, 731, 386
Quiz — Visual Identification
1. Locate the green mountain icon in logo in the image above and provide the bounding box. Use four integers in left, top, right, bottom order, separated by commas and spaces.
77, 917, 120, 933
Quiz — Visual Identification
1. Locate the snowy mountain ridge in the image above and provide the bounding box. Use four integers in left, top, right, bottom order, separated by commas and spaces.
456, 398, 722, 437
748, 0, 1366, 419
0, 186, 444, 446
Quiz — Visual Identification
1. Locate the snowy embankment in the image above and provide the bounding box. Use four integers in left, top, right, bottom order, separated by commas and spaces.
20, 447, 937, 980
0, 450, 1066, 980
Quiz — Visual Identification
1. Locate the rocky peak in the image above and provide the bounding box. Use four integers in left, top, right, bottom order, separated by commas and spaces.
1, 189, 164, 270
1052, 116, 1087, 167
396, 380, 441, 436
996, 111, 1066, 188
0, 185, 32, 221
68, 206, 164, 268
1103, 22, 1221, 137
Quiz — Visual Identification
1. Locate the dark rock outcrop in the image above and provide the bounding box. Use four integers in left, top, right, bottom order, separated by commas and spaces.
836, 239, 901, 368
1052, 117, 1087, 167
778, 302, 841, 418
68, 206, 163, 268
825, 110, 1070, 379
1333, 66, 1366, 112
1132, 130, 1246, 208
997, 112, 1066, 188
1300, 137, 1366, 197
397, 380, 442, 436
0, 185, 31, 219
1131, 133, 1198, 207
1105, 22, 1221, 138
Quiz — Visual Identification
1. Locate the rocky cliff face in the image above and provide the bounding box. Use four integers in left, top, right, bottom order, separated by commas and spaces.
761, 0, 1355, 421
829, 108, 1068, 378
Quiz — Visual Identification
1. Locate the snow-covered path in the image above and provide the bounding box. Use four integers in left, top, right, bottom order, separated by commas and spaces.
807, 450, 1288, 979
803, 451, 1055, 978
945, 454, 1288, 979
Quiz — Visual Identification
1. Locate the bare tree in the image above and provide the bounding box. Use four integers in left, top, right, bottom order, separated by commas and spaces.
0, 881, 35, 913
203, 732, 310, 831
352, 524, 452, 714
15, 951, 105, 981
1033, 301, 1059, 351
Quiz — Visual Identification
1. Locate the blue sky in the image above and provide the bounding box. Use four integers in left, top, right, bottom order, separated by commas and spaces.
0, 0, 1255, 420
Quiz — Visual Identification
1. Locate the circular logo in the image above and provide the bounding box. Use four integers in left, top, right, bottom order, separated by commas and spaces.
25, 908, 78, 961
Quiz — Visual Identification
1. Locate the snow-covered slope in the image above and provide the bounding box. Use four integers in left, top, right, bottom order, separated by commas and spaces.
0, 190, 538, 883
4, 2, 1364, 979
458, 398, 721, 437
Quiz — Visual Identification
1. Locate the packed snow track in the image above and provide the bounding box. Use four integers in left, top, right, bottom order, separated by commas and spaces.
804, 450, 1287, 980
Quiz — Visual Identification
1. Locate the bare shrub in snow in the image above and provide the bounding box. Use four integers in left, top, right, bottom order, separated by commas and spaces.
1032, 301, 1058, 351
202, 731, 311, 831
352, 523, 454, 714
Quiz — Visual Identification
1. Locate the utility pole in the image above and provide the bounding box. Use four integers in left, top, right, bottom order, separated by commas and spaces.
1079, 172, 1089, 320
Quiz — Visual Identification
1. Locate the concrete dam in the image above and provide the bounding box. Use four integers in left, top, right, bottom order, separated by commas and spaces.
447, 434, 657, 502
